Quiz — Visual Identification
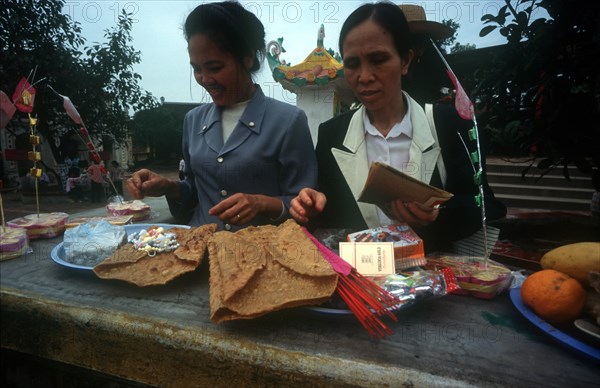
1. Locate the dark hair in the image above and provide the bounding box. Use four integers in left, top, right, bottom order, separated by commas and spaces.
184, 1, 266, 73
339, 1, 411, 60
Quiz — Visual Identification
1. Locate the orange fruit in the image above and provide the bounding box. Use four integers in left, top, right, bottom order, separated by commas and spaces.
520, 269, 586, 326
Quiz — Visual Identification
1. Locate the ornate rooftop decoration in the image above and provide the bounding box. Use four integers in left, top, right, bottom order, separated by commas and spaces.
267, 25, 344, 90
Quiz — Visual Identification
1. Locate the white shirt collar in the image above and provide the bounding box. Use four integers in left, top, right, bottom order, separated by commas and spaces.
363, 91, 413, 139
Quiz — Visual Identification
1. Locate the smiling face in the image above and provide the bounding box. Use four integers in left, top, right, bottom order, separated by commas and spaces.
188, 33, 255, 107
342, 18, 412, 120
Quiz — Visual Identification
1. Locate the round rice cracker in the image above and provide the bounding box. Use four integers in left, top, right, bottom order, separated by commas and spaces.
208, 220, 338, 323
93, 224, 217, 286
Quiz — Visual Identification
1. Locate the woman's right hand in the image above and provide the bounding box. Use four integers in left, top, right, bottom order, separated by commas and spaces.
289, 188, 327, 224
126, 169, 175, 199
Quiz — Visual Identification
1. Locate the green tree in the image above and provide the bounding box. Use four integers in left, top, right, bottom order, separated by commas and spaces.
131, 106, 182, 162
450, 43, 477, 54
440, 19, 461, 51
478, 0, 552, 113
0, 0, 157, 160
477, 0, 599, 174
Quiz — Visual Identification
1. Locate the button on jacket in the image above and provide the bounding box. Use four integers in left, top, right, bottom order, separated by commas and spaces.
169, 85, 318, 230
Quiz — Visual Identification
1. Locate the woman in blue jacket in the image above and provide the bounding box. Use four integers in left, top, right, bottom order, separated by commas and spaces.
127, 1, 317, 231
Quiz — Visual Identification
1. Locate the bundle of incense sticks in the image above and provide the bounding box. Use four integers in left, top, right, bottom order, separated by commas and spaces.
303, 228, 401, 338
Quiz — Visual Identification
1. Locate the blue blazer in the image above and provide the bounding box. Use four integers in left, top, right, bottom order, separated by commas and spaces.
170, 85, 318, 230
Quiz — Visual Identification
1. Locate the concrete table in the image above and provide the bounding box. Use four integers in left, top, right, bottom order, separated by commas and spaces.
1, 198, 598, 387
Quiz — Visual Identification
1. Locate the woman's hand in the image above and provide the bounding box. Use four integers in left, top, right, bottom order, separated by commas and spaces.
126, 169, 175, 199
208, 193, 266, 225
390, 200, 439, 227
289, 188, 327, 224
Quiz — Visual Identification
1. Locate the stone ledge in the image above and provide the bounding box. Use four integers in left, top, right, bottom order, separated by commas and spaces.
0, 289, 474, 388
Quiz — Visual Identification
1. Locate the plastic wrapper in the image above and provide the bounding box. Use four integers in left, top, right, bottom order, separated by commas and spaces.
0, 227, 30, 261
313, 228, 353, 253
317, 269, 457, 311
62, 220, 127, 267
7, 212, 69, 239
371, 268, 458, 308
425, 254, 513, 299
107, 200, 150, 221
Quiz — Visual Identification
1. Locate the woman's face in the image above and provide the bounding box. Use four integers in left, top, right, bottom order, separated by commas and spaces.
342, 19, 411, 113
188, 33, 254, 106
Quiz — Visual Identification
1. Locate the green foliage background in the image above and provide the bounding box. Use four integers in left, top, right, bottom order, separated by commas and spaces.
0, 0, 158, 162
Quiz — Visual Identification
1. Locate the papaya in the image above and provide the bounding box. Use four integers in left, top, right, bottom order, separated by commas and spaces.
540, 242, 600, 287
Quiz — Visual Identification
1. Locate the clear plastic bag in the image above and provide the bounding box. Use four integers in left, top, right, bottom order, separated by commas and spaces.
63, 220, 127, 267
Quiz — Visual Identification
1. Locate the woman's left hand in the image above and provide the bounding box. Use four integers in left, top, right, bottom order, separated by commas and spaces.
390, 200, 439, 227
208, 193, 262, 225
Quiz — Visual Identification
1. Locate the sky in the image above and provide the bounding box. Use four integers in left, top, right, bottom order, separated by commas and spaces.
62, 1, 546, 105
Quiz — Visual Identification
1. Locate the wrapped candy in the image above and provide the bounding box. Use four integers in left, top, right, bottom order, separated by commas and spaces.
315, 269, 458, 312
371, 269, 459, 308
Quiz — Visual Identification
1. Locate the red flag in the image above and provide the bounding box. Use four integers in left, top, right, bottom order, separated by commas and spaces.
446, 69, 474, 120
12, 77, 36, 113
62, 96, 82, 124
46, 86, 83, 124
430, 42, 474, 121
1, 91, 17, 129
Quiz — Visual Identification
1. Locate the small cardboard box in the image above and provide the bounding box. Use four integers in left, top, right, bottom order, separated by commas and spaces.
339, 241, 396, 276
347, 223, 425, 270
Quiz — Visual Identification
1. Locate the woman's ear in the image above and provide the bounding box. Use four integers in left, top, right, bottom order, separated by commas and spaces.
401, 49, 415, 75
244, 53, 255, 71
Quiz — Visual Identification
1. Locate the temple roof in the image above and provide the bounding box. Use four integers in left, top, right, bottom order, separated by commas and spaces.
267, 25, 345, 92
272, 46, 344, 90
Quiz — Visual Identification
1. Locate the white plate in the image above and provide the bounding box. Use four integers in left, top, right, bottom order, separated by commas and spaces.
50, 224, 190, 270
305, 301, 407, 316
304, 306, 354, 315
574, 319, 600, 341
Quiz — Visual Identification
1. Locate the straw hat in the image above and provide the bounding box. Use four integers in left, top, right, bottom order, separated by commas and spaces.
398, 4, 454, 40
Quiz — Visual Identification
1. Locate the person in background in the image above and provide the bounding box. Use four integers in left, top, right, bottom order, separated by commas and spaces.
126, 1, 317, 231
87, 159, 105, 203
178, 157, 185, 180
108, 160, 124, 196
19, 171, 49, 191
289, 2, 505, 252
66, 167, 85, 202
399, 4, 455, 106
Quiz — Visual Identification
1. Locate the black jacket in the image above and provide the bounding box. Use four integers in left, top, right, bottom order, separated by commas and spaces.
314, 102, 506, 252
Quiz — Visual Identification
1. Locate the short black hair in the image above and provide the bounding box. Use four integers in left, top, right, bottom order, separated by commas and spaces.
339, 1, 411, 60
184, 1, 266, 73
